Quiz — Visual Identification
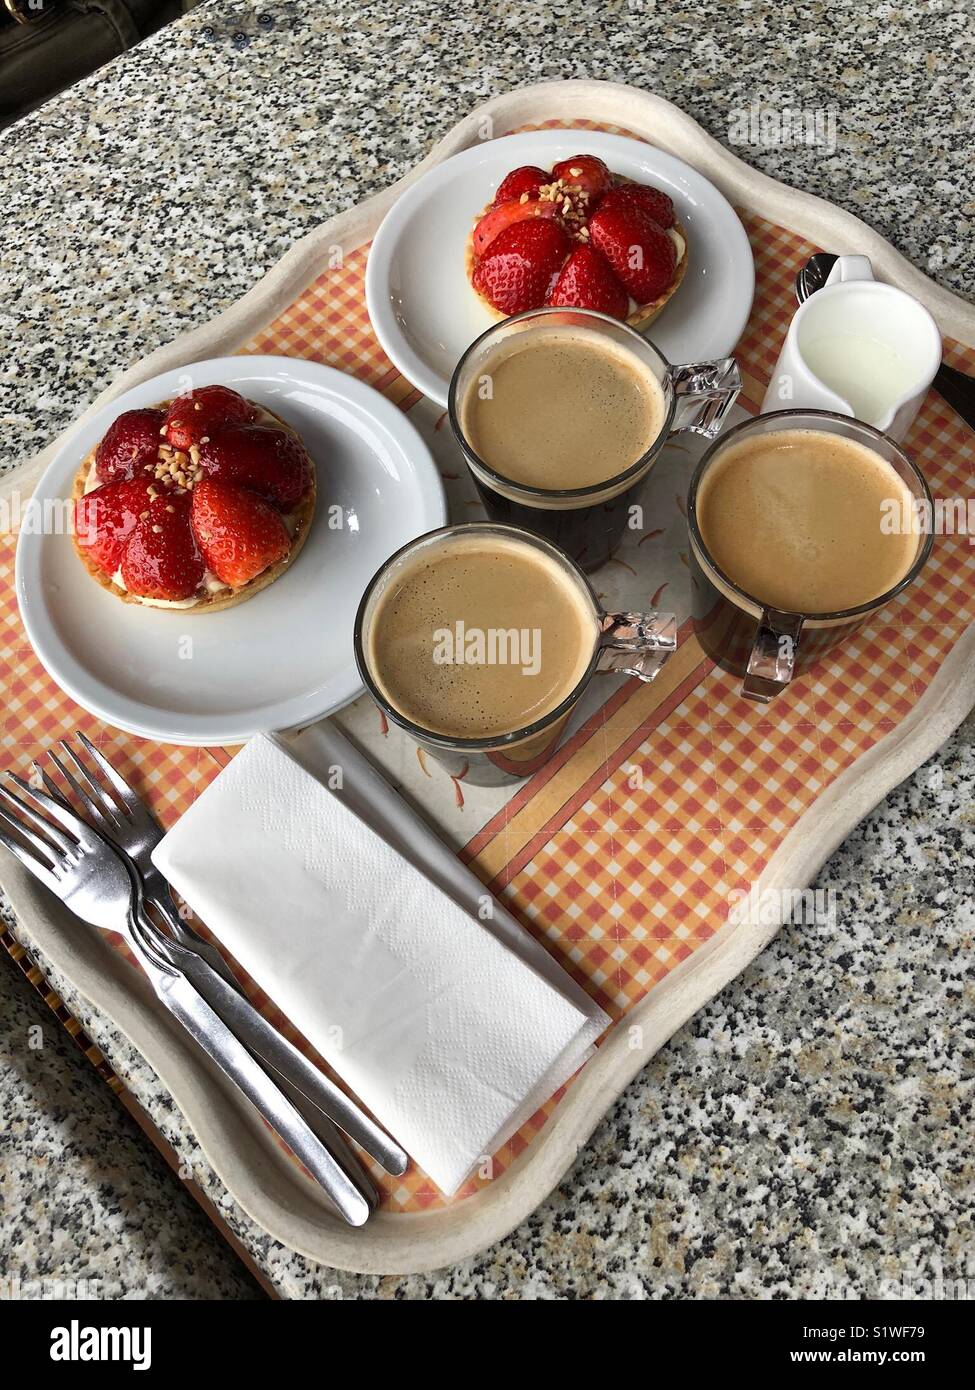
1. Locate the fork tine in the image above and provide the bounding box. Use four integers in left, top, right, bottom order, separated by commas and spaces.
0, 781, 77, 858
32, 760, 79, 814
4, 772, 94, 847
61, 739, 125, 826
44, 747, 114, 835
0, 807, 61, 891
74, 733, 141, 821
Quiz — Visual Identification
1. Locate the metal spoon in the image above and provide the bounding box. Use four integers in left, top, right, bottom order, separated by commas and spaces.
794, 251, 841, 305
794, 252, 975, 430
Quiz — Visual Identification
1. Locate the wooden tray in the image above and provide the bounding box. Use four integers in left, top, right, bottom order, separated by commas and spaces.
2, 81, 973, 1274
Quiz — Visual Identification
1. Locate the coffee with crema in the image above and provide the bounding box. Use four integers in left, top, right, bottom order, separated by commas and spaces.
695, 428, 919, 613
460, 325, 666, 492
366, 533, 597, 740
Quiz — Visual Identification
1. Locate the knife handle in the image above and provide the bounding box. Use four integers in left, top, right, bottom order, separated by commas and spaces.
143, 897, 379, 1200
130, 921, 372, 1227
140, 904, 408, 1177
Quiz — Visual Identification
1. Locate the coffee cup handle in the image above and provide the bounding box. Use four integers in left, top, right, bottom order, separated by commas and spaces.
669, 358, 742, 438
596, 610, 678, 684
742, 609, 805, 702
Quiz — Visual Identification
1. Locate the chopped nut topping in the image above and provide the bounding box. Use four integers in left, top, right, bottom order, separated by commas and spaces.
144, 436, 202, 491
152, 525, 163, 534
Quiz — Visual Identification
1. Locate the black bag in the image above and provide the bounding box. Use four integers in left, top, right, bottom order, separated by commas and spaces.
1, 0, 184, 127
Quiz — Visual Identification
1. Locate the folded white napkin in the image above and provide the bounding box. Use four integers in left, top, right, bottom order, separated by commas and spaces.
152, 733, 607, 1195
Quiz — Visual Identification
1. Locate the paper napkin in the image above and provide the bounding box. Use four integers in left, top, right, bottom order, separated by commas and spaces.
152, 733, 606, 1195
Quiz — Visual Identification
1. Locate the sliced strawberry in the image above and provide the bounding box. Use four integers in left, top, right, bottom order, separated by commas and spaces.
197, 425, 311, 511
589, 201, 677, 303
547, 245, 630, 319
472, 219, 572, 316
120, 494, 204, 601
551, 155, 612, 204
94, 409, 164, 484
472, 197, 562, 256
598, 182, 676, 230
74, 478, 156, 575
494, 165, 549, 206
163, 386, 257, 450
190, 479, 290, 588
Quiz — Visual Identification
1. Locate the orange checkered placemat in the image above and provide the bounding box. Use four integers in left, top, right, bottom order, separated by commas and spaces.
2, 121, 973, 1216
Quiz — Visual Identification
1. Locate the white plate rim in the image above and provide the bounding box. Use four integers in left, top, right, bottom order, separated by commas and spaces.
15, 355, 447, 746
365, 129, 756, 406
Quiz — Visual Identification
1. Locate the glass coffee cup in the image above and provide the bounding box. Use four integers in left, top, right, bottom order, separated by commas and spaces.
686, 409, 934, 701
354, 522, 678, 786
448, 306, 742, 573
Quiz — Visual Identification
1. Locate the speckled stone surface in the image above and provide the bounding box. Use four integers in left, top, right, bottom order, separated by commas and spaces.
1, 0, 973, 1300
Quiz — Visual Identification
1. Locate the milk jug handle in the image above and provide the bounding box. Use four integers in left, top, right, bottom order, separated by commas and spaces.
825, 255, 874, 286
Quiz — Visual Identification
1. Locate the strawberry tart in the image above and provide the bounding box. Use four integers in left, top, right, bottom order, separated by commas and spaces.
467, 154, 687, 326
73, 385, 316, 611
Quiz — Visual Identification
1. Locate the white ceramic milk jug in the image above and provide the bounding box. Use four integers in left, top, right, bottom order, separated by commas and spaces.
762, 256, 942, 442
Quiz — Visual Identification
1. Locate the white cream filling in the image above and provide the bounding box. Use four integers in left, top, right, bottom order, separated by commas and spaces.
110, 566, 228, 610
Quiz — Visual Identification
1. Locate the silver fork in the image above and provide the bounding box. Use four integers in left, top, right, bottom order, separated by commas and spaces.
0, 778, 372, 1226
23, 738, 408, 1180
52, 733, 237, 985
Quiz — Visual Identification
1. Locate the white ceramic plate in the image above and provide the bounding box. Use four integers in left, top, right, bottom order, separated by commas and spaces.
16, 356, 446, 746
366, 130, 755, 406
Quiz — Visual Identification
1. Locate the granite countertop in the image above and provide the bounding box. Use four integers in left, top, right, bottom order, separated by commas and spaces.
1, 0, 973, 1300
